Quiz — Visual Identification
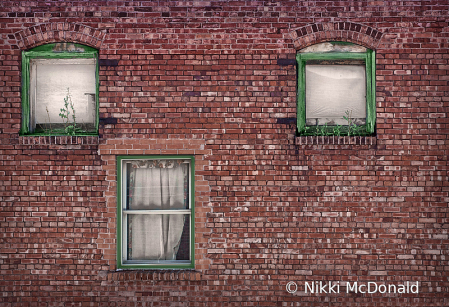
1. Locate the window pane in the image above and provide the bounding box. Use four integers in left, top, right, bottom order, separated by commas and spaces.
127, 214, 190, 261
30, 58, 96, 131
126, 160, 189, 210
306, 64, 366, 126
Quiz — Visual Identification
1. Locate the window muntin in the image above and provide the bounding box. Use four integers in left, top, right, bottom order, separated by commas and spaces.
117, 156, 195, 269
21, 43, 99, 135
296, 42, 375, 136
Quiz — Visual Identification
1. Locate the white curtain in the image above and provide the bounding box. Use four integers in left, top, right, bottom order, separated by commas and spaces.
31, 58, 97, 126
306, 64, 366, 125
127, 160, 188, 261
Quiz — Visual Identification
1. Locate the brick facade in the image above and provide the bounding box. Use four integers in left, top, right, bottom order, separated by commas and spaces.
0, 1, 448, 306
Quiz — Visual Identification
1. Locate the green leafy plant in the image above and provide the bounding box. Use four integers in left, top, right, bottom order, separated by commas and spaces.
333, 124, 342, 136
59, 88, 77, 135
351, 124, 362, 135
302, 110, 366, 136
343, 110, 353, 136
342, 109, 363, 136
318, 123, 332, 136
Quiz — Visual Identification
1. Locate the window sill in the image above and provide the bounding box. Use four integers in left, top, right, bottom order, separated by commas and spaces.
296, 135, 376, 146
106, 270, 201, 282
19, 135, 99, 146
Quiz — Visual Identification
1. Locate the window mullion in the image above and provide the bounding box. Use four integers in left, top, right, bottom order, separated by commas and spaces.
123, 210, 191, 215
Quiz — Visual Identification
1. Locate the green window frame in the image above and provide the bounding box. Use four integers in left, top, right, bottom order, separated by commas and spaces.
296, 42, 376, 136
117, 155, 195, 269
21, 43, 99, 136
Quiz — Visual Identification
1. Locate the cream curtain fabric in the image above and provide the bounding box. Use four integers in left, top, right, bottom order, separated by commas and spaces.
306, 64, 366, 126
127, 160, 188, 261
31, 58, 97, 127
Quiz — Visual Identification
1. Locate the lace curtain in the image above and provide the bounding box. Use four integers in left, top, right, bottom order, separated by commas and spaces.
127, 160, 188, 261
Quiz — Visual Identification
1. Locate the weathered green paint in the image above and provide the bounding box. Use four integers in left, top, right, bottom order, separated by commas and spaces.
26, 42, 97, 54
367, 50, 376, 134
117, 156, 123, 269
296, 53, 306, 134
21, 43, 99, 136
116, 155, 196, 270
296, 43, 376, 136
298, 52, 367, 61
331, 41, 359, 46
20, 50, 30, 135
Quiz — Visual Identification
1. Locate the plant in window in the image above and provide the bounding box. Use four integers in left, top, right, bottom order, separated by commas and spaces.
316, 122, 332, 136
342, 109, 354, 136
44, 106, 53, 134
343, 109, 366, 136
332, 124, 342, 136
58, 88, 77, 136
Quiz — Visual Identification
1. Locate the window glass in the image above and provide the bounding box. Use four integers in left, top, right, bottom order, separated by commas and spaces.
305, 64, 366, 126
30, 58, 96, 132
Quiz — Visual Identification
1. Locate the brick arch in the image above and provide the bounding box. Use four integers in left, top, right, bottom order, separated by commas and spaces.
14, 22, 106, 50
289, 22, 384, 50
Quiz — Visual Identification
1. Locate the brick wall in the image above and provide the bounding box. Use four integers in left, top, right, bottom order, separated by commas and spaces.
0, 1, 448, 306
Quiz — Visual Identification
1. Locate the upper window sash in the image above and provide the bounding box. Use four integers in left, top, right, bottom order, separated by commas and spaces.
296, 49, 376, 135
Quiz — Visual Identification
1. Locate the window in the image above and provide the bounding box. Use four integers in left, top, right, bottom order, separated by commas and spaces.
296, 42, 375, 136
21, 43, 98, 135
117, 156, 195, 269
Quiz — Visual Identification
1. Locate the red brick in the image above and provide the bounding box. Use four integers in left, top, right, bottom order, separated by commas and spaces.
0, 1, 448, 306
